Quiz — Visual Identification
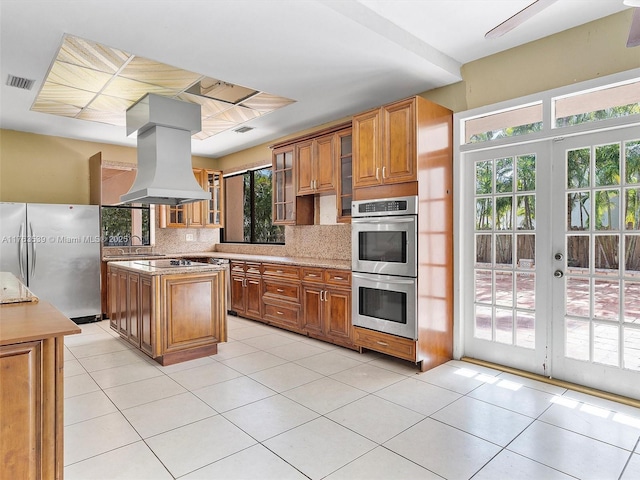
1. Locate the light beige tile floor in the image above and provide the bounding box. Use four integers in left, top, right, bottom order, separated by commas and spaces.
64, 316, 640, 479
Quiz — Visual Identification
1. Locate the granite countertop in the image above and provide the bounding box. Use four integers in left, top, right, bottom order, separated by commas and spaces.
107, 259, 226, 276
104, 251, 352, 270
0, 272, 39, 304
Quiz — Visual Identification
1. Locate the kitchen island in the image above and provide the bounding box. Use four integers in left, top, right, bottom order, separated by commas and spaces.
107, 259, 226, 365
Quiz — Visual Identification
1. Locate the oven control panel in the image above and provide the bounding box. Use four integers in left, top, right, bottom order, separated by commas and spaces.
352, 195, 418, 217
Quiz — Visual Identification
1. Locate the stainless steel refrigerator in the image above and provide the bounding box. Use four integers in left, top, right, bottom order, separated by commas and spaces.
0, 202, 101, 322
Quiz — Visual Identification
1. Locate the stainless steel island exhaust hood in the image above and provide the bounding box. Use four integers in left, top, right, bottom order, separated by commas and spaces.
121, 94, 212, 205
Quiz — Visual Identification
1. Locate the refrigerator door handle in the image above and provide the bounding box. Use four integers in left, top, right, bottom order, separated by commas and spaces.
29, 222, 37, 280
18, 223, 26, 281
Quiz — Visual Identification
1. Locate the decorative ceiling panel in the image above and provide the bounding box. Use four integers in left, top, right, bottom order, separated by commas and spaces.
241, 92, 296, 112
32, 34, 295, 140
118, 57, 203, 90
100, 76, 180, 102
47, 62, 113, 92
56, 35, 130, 74
37, 82, 97, 107
31, 100, 81, 117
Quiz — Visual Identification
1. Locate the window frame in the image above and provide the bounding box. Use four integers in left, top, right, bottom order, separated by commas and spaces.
221, 165, 285, 245
100, 204, 153, 246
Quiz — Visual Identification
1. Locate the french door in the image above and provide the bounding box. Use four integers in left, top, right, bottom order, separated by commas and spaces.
463, 126, 640, 398
464, 140, 551, 375
550, 126, 640, 399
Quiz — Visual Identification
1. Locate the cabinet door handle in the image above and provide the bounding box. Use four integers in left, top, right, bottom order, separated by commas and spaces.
376, 341, 389, 346
382, 166, 387, 179
375, 167, 380, 180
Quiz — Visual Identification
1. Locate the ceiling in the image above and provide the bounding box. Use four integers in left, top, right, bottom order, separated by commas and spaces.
0, 0, 631, 158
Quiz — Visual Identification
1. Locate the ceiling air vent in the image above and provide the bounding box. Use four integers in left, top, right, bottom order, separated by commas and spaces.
6, 74, 36, 90
233, 126, 254, 133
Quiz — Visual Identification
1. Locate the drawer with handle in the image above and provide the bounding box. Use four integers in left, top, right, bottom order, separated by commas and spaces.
324, 269, 351, 287
262, 263, 300, 280
301, 267, 324, 283
263, 279, 300, 300
263, 303, 300, 327
354, 327, 415, 362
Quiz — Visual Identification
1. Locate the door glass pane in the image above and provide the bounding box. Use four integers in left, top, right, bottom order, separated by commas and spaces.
475, 305, 492, 340
567, 235, 589, 272
476, 161, 493, 194
594, 279, 620, 320
495, 196, 513, 229
568, 192, 590, 230
517, 234, 536, 270
476, 234, 492, 265
567, 147, 590, 188
495, 308, 513, 344
593, 323, 619, 366
595, 190, 620, 230
625, 189, 640, 230
623, 326, 640, 370
566, 277, 590, 317
595, 143, 620, 187
517, 154, 536, 192
496, 234, 512, 266
594, 235, 619, 271
624, 281, 640, 323
626, 140, 640, 184
566, 319, 590, 361
625, 235, 640, 276
475, 270, 492, 303
496, 157, 514, 193
495, 271, 513, 306
516, 272, 535, 309
516, 312, 535, 349
476, 198, 493, 229
516, 195, 536, 230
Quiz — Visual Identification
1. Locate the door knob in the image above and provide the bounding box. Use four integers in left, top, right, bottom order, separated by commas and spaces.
554, 253, 563, 261
554, 270, 564, 278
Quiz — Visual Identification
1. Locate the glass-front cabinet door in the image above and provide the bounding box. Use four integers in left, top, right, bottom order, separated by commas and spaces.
203, 169, 224, 228
337, 128, 353, 222
272, 146, 295, 225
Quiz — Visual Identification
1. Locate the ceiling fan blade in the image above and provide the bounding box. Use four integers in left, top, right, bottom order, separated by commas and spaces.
485, 0, 559, 39
627, 8, 640, 47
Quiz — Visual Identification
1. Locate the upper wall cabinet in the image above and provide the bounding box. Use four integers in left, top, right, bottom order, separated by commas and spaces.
353, 97, 417, 189
272, 146, 314, 226
296, 133, 336, 195
160, 168, 224, 229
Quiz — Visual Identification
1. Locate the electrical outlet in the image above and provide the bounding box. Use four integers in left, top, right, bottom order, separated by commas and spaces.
185, 233, 194, 242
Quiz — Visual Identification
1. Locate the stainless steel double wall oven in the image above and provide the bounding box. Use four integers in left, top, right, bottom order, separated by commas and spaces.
351, 196, 418, 339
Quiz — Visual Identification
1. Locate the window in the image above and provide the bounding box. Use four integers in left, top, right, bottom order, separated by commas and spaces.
222, 167, 284, 244
101, 205, 151, 246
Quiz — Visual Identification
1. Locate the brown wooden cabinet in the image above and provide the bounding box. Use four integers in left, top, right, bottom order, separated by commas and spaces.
352, 96, 454, 372
107, 264, 226, 365
353, 97, 417, 190
272, 146, 314, 225
0, 301, 80, 480
230, 261, 263, 320
160, 168, 224, 228
336, 128, 353, 222
296, 133, 336, 195
302, 268, 353, 348
262, 263, 302, 332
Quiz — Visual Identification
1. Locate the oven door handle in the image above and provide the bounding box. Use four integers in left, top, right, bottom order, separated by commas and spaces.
352, 272, 416, 285
351, 217, 415, 224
